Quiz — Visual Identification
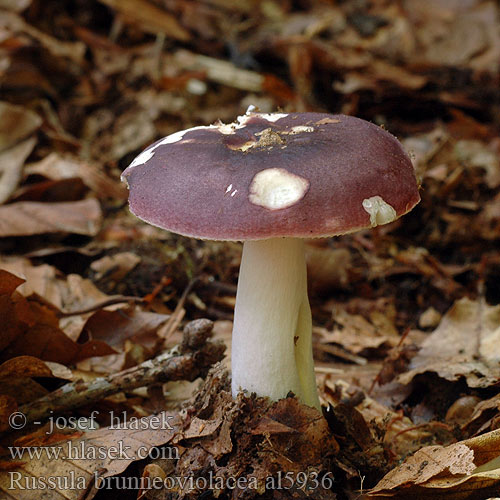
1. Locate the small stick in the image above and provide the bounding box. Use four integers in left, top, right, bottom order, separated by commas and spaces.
14, 320, 224, 429
142, 275, 172, 305
160, 278, 198, 342
57, 296, 144, 317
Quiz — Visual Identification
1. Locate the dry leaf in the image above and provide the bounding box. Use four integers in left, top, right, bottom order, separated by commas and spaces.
0, 258, 111, 314
463, 393, 500, 435
81, 307, 169, 350
0, 137, 37, 204
12, 177, 87, 203
98, 0, 190, 41
399, 298, 500, 388
90, 252, 141, 281
370, 429, 500, 499
0, 0, 31, 12
0, 269, 115, 367
0, 268, 24, 294
0, 101, 41, 153
0, 199, 102, 237
77, 307, 170, 373
0, 356, 72, 420
25, 153, 127, 200
318, 307, 399, 355
0, 356, 53, 379
0, 258, 120, 343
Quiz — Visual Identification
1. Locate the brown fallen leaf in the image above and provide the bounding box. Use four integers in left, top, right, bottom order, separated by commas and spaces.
0, 198, 102, 237
0, 356, 72, 427
90, 252, 141, 282
0, 325, 221, 495
0, 356, 53, 379
0, 137, 37, 204
0, 257, 125, 342
398, 298, 500, 388
414, 6, 489, 68
77, 306, 170, 373
0, 0, 31, 13
370, 429, 500, 499
320, 375, 453, 465
446, 395, 482, 427
318, 306, 399, 356
0, 101, 41, 153
80, 307, 168, 350
0, 378, 47, 409
0, 257, 107, 311
24, 153, 127, 200
0, 460, 25, 472
98, 0, 190, 41
0, 268, 24, 294
11, 177, 88, 203
462, 393, 500, 436
0, 101, 41, 204
0, 269, 115, 367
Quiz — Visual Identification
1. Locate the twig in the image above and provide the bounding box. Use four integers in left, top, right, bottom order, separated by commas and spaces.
14, 320, 225, 429
159, 278, 198, 342
142, 275, 172, 305
57, 296, 144, 317
173, 49, 265, 92
315, 343, 367, 365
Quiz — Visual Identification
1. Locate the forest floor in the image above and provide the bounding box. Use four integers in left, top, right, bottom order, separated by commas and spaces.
1, 1, 500, 499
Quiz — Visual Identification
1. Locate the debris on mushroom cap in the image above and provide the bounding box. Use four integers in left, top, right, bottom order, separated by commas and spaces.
362, 196, 397, 227
121, 111, 420, 241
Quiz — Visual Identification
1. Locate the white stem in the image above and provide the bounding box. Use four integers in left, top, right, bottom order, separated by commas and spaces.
231, 238, 320, 409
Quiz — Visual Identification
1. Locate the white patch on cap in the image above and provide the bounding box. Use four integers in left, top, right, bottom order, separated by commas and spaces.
128, 148, 156, 169
235, 111, 288, 128
218, 111, 289, 135
362, 196, 397, 227
157, 125, 211, 146
127, 112, 290, 170
159, 130, 187, 144
289, 125, 314, 134
258, 113, 288, 122
249, 168, 309, 210
126, 125, 218, 171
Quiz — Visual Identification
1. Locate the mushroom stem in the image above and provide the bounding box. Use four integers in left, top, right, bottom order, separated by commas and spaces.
231, 238, 320, 409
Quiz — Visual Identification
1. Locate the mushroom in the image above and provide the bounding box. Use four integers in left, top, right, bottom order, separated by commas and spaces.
121, 108, 420, 410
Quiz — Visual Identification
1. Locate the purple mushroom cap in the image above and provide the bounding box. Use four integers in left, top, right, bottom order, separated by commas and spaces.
121, 111, 420, 240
